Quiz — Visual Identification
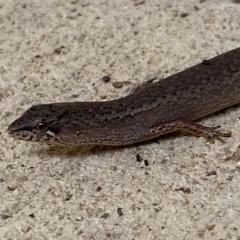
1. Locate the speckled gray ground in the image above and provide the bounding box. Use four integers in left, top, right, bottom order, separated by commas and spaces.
1, 0, 240, 239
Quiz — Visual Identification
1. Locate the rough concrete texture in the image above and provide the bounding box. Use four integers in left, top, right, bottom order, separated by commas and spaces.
1, 0, 240, 239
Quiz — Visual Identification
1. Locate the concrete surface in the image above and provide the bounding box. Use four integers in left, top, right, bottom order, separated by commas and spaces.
1, 0, 240, 239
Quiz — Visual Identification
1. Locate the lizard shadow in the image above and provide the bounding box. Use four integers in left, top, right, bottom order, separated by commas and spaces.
31, 132, 180, 159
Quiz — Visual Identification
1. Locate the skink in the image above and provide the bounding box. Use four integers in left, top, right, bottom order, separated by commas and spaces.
8, 48, 240, 146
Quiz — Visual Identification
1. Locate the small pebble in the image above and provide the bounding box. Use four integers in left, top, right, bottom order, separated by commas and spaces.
102, 75, 111, 83
96, 186, 102, 191
136, 154, 142, 162
117, 208, 124, 217
179, 12, 189, 18
112, 82, 123, 88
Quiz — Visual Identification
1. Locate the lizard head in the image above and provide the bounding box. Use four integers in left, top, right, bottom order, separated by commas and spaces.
8, 104, 71, 145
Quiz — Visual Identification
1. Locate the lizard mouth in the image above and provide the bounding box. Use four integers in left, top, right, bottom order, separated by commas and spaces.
8, 129, 38, 142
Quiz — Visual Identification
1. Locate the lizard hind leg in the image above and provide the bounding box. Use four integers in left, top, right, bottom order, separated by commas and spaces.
150, 120, 231, 143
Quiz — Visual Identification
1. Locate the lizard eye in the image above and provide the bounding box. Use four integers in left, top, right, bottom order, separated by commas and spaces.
35, 122, 48, 132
